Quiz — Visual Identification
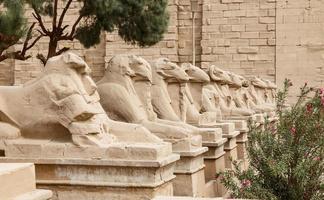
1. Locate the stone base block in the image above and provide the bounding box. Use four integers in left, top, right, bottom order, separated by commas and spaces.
39, 181, 173, 200
236, 131, 248, 143
0, 163, 52, 200
202, 139, 227, 182
1, 140, 179, 200
224, 146, 238, 169
221, 120, 248, 132
237, 142, 249, 170
173, 168, 206, 197
199, 123, 235, 137
204, 154, 225, 182
173, 147, 208, 197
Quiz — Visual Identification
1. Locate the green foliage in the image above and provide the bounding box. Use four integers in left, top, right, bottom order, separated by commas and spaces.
0, 0, 27, 50
26, 0, 169, 48
218, 80, 324, 200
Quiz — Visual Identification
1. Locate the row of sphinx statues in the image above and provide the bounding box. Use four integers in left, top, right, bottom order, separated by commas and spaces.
0, 52, 276, 149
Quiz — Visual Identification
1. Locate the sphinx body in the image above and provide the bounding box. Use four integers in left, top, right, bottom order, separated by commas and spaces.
202, 66, 255, 117
97, 55, 202, 150
0, 52, 161, 148
225, 72, 273, 113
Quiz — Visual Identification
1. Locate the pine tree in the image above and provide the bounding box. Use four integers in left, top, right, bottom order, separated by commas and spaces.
26, 0, 169, 64
218, 80, 324, 200
0, 0, 42, 62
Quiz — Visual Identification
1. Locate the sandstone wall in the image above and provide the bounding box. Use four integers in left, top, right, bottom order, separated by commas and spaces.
276, 0, 324, 98
201, 0, 276, 81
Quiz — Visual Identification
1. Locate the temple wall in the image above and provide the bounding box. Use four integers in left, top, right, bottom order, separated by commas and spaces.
276, 0, 324, 98
0, 0, 323, 99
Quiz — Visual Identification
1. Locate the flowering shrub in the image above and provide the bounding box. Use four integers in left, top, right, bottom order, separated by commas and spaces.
217, 79, 324, 200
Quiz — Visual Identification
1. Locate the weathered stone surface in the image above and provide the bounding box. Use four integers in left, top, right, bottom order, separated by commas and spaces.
0, 163, 52, 200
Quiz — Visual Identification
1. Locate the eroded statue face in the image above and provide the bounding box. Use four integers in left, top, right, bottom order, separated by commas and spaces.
128, 55, 152, 82
106, 55, 136, 77
42, 52, 112, 146
153, 58, 189, 82
208, 65, 232, 84
181, 63, 210, 83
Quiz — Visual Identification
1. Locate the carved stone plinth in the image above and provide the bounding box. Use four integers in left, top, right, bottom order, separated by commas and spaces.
223, 131, 240, 169
202, 138, 227, 197
0, 163, 52, 200
173, 147, 208, 197
222, 119, 249, 170
1, 139, 179, 200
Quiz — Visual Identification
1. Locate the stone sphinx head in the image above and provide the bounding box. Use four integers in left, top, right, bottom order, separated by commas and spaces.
105, 55, 136, 78
21, 52, 114, 147
128, 55, 152, 83
226, 71, 244, 88
262, 79, 277, 89
181, 63, 210, 83
152, 58, 189, 83
207, 65, 232, 84
250, 76, 268, 88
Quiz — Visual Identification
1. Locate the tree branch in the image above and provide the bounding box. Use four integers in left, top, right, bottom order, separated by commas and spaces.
60, 15, 83, 40
36, 53, 47, 65
32, 11, 49, 35
53, 0, 59, 30
55, 47, 70, 56
58, 0, 73, 28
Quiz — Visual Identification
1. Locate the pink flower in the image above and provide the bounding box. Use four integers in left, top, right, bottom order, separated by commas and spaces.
320, 88, 324, 95
306, 104, 313, 113
313, 157, 321, 161
241, 179, 252, 188
321, 96, 324, 107
290, 127, 296, 136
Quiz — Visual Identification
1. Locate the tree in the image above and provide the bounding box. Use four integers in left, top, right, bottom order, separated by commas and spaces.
26, 0, 169, 65
218, 80, 324, 200
0, 0, 42, 62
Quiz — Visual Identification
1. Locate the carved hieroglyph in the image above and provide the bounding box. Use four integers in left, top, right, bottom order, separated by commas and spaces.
0, 52, 162, 148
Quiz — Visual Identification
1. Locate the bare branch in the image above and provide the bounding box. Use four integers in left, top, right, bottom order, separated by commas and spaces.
60, 15, 83, 40
26, 35, 43, 51
53, 0, 59, 30
58, 0, 73, 28
32, 12, 50, 35
62, 25, 69, 32
36, 53, 47, 65
55, 47, 70, 56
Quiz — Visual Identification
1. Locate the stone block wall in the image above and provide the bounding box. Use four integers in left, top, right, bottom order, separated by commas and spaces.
276, 0, 324, 98
201, 0, 276, 81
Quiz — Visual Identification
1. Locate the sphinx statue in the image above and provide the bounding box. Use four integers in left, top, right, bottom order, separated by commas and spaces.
260, 78, 277, 105
248, 76, 276, 111
226, 72, 273, 113
165, 62, 219, 126
0, 52, 163, 148
97, 55, 206, 151
202, 65, 255, 117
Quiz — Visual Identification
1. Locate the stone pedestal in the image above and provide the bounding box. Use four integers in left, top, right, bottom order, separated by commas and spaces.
173, 147, 208, 197
223, 131, 240, 169
202, 138, 227, 198
222, 120, 249, 170
1, 139, 179, 200
0, 163, 52, 200
181, 127, 228, 197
